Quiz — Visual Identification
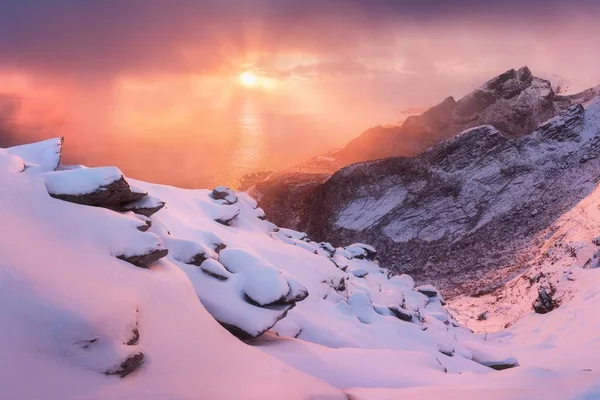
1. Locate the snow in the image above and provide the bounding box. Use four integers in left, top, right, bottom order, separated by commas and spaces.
219, 248, 292, 306
5, 137, 600, 399
336, 185, 407, 230
8, 137, 62, 172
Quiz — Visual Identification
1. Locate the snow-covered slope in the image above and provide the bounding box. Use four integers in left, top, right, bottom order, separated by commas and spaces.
0, 137, 526, 399
0, 139, 345, 400
4, 137, 600, 399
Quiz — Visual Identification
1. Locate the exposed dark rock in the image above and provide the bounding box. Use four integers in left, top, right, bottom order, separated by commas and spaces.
126, 327, 140, 346
388, 305, 413, 322
214, 243, 227, 253
201, 268, 229, 281
281, 285, 309, 304
327, 277, 347, 292
105, 352, 145, 378
532, 286, 558, 314
136, 221, 151, 232
184, 253, 208, 266
488, 362, 519, 371
117, 249, 169, 268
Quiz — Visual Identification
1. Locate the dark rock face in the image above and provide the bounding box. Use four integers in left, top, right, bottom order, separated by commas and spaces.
259, 100, 600, 297
117, 249, 169, 268
252, 172, 330, 230
105, 352, 145, 378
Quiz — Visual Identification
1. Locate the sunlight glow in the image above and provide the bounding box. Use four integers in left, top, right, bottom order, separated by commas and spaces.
239, 71, 258, 87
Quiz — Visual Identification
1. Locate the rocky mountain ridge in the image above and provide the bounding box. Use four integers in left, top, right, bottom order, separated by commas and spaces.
335, 66, 600, 166
253, 67, 600, 234
254, 69, 600, 297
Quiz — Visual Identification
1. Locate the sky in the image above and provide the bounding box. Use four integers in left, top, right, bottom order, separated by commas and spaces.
1, 0, 600, 187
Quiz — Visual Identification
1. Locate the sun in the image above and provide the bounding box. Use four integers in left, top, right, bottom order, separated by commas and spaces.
239, 71, 258, 87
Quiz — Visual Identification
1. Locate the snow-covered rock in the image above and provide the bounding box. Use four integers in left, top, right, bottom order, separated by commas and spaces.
0, 140, 346, 399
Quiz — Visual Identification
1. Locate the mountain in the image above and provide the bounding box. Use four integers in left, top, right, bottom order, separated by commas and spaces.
335, 66, 600, 166
253, 68, 600, 232
253, 72, 600, 298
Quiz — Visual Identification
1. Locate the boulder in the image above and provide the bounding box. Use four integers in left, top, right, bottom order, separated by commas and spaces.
532, 286, 557, 314
211, 186, 238, 204
345, 243, 377, 260
416, 285, 439, 298
351, 269, 369, 278
46, 167, 145, 208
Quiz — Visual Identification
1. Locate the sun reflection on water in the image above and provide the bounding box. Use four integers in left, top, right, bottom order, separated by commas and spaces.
227, 99, 268, 187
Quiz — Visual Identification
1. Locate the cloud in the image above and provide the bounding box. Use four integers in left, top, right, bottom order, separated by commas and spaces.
1, 0, 598, 81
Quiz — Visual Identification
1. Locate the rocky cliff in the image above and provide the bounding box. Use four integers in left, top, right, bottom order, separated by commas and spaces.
254, 68, 600, 235
255, 76, 600, 296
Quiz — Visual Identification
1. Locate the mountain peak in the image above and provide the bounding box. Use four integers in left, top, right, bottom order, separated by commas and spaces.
479, 66, 536, 99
